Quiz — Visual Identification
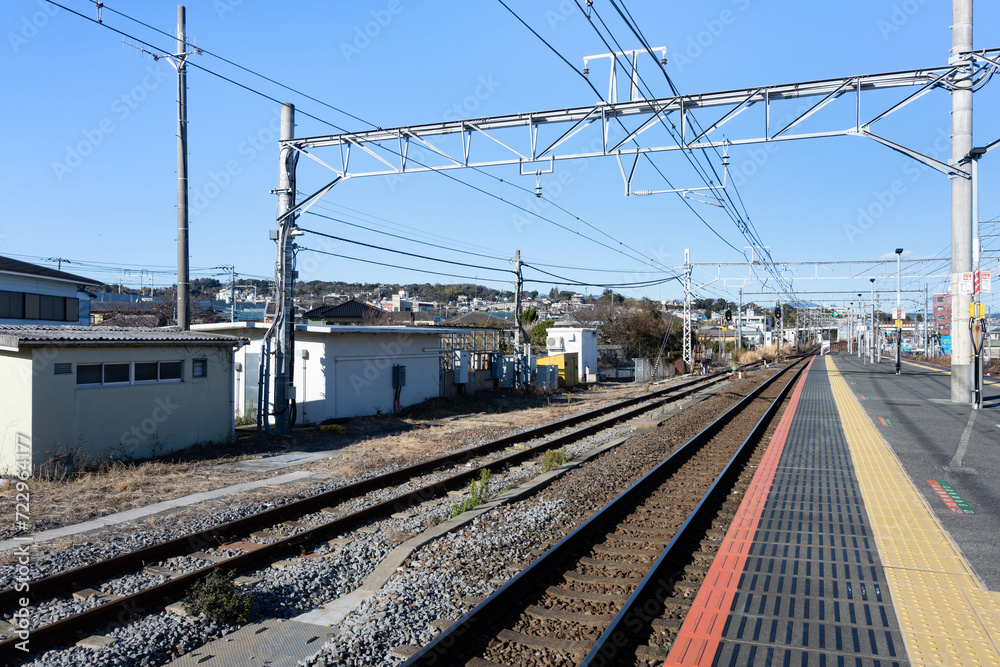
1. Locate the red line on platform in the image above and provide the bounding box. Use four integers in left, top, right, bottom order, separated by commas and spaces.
664, 357, 815, 667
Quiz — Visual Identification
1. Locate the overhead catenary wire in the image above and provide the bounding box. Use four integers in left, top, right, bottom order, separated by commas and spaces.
296, 227, 515, 275
62, 0, 685, 281
297, 247, 512, 285
582, 0, 796, 298
495, 0, 745, 258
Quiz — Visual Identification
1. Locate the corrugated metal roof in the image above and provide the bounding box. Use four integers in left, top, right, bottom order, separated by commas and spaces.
0, 325, 245, 350
0, 256, 100, 286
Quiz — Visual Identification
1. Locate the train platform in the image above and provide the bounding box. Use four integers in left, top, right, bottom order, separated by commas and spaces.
666, 354, 1000, 667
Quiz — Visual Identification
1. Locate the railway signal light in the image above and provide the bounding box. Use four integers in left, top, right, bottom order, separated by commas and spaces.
725, 308, 732, 323
774, 304, 781, 321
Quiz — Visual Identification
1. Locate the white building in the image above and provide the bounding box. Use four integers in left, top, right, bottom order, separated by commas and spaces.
0, 256, 100, 326
0, 325, 245, 475
545, 325, 598, 382
192, 323, 496, 425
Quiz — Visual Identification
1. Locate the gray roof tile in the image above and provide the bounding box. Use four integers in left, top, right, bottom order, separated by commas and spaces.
0, 325, 245, 349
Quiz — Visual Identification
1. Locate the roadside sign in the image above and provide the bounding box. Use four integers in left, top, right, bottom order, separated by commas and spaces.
961, 272, 974, 295
982, 270, 992, 294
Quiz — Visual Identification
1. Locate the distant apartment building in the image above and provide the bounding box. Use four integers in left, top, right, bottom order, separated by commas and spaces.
932, 293, 952, 335
0, 256, 99, 326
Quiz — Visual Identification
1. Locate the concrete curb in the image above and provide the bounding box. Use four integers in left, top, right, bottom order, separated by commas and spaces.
0, 470, 327, 553
293, 388, 712, 628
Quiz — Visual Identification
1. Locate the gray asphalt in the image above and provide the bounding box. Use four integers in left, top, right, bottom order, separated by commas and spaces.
830, 352, 1000, 590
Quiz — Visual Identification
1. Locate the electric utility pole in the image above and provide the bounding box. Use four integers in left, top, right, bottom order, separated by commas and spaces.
149, 6, 200, 329
513, 249, 523, 387
951, 0, 974, 401
273, 102, 296, 435
230, 265, 236, 323
683, 249, 693, 371
737, 288, 742, 350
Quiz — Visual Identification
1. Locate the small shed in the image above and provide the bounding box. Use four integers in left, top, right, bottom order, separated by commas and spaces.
546, 326, 598, 382
192, 323, 502, 424
0, 325, 245, 475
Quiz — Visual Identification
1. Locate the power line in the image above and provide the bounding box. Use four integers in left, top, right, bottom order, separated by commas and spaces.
522, 262, 679, 289
301, 210, 511, 263
297, 247, 512, 284
62, 0, 684, 280
296, 227, 515, 275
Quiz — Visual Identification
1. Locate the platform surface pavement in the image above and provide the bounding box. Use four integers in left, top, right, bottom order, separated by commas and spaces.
836, 353, 1000, 590
668, 354, 1000, 667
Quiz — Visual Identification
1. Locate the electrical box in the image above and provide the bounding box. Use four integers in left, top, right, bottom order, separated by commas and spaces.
269, 229, 279, 241
490, 352, 503, 379
454, 350, 469, 384
392, 364, 406, 388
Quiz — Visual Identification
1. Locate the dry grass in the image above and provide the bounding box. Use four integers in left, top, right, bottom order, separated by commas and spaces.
735, 344, 782, 365
4, 383, 647, 538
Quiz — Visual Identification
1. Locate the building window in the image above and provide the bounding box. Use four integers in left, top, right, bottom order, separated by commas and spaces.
103, 363, 130, 384
192, 359, 207, 378
77, 364, 102, 386
160, 361, 182, 381
54, 363, 72, 375
76, 361, 183, 387
0, 290, 79, 322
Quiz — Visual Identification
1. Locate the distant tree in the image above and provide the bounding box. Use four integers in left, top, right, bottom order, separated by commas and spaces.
530, 320, 555, 348
548, 287, 559, 299
522, 306, 538, 325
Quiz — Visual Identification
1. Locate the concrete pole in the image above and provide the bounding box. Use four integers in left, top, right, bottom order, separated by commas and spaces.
896, 250, 902, 374
274, 102, 295, 434
513, 250, 523, 386
951, 0, 973, 401
925, 284, 930, 357
230, 265, 236, 323
870, 281, 875, 364
737, 288, 742, 350
175, 5, 190, 330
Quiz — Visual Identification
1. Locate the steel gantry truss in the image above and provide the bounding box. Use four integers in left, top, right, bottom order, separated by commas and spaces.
283, 52, 998, 198
265, 26, 999, 420
687, 258, 954, 291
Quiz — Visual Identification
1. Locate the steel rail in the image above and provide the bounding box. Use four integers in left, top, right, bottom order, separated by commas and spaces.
581, 360, 807, 666
0, 366, 758, 657
402, 357, 807, 667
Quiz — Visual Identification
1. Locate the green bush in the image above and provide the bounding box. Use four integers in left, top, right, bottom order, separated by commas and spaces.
451, 469, 491, 517
183, 569, 253, 626
542, 445, 567, 473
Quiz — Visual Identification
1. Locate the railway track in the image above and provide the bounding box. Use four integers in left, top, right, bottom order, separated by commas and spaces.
0, 365, 764, 658
403, 356, 809, 667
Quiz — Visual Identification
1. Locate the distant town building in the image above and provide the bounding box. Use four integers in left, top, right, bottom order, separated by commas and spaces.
0, 256, 99, 326
932, 293, 951, 335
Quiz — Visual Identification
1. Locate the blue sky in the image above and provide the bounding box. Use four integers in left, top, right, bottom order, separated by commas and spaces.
3, 0, 999, 313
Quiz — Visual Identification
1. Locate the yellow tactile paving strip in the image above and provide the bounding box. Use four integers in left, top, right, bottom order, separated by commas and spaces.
826, 356, 1000, 667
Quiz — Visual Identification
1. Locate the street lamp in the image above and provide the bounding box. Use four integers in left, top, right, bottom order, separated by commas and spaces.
895, 248, 903, 375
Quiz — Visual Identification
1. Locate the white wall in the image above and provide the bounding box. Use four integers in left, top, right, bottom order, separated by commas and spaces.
0, 344, 235, 474
199, 325, 444, 424
549, 327, 598, 381
0, 350, 33, 475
